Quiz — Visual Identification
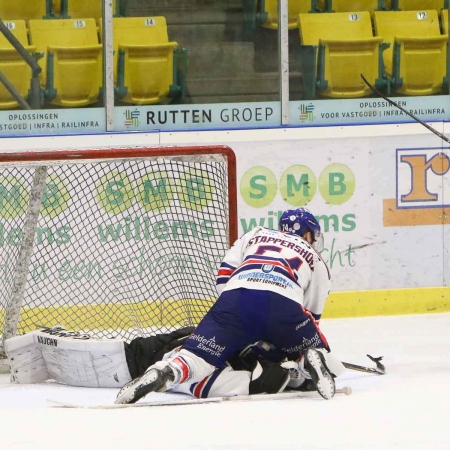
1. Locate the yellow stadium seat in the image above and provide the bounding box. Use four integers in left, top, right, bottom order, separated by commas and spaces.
29, 18, 102, 107
391, 0, 448, 11
374, 10, 448, 95
105, 16, 186, 105
0, 1, 53, 20
59, 0, 118, 19
260, 0, 321, 30
0, 20, 37, 109
299, 11, 388, 99
326, 0, 387, 14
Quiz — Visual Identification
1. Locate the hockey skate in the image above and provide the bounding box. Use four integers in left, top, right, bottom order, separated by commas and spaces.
115, 365, 175, 404
303, 348, 336, 400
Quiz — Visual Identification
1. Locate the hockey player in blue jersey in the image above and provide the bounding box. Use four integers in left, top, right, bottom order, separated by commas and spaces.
115, 207, 338, 404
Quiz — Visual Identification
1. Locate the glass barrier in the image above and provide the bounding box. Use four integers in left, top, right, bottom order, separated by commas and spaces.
0, 1, 449, 136
289, 0, 450, 127
113, 0, 282, 132
0, 0, 107, 136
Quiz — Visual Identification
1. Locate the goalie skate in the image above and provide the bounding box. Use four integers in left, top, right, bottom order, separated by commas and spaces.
115, 365, 175, 404
303, 349, 336, 400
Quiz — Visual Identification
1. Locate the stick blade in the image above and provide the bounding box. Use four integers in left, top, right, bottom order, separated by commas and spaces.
367, 355, 386, 374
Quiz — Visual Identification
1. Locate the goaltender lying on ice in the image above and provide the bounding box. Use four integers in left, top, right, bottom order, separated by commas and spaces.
4, 325, 345, 399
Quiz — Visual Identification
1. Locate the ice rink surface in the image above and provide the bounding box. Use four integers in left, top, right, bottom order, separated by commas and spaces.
1, 312, 449, 450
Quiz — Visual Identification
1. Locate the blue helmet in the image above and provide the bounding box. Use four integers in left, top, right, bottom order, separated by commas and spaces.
278, 208, 323, 249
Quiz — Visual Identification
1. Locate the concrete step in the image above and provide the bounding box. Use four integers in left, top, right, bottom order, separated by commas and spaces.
186, 72, 303, 97
187, 73, 278, 96
125, 0, 243, 10
186, 89, 304, 104
182, 40, 301, 77
125, 0, 244, 26
186, 42, 255, 76
187, 94, 280, 103
135, 9, 228, 25
168, 22, 244, 45
126, 0, 239, 9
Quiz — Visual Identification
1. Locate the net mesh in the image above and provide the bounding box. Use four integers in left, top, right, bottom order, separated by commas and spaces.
0, 150, 233, 352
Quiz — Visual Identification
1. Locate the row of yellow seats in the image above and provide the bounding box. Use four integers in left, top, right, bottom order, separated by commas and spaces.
299, 9, 449, 99
0, 0, 121, 21
0, 16, 183, 109
260, 0, 448, 29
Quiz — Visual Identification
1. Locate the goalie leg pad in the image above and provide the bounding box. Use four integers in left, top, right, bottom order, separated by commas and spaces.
5, 332, 49, 384
5, 328, 132, 388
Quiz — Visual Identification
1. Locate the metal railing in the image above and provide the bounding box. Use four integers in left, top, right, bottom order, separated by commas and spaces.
0, 19, 42, 110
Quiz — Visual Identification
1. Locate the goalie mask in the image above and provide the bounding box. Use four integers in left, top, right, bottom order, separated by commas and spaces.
278, 208, 324, 252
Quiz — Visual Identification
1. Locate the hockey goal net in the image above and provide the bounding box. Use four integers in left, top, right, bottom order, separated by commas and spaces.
0, 145, 237, 357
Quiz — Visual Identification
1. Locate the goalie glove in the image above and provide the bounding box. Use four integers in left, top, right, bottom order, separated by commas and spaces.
231, 340, 286, 371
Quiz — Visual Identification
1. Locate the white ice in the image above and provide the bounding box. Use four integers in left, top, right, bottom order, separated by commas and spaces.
1, 312, 449, 450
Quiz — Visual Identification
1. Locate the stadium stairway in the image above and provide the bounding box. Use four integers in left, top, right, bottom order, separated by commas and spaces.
125, 0, 303, 104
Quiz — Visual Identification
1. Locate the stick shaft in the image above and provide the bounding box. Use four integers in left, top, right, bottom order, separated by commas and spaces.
49, 388, 353, 409
360, 74, 450, 144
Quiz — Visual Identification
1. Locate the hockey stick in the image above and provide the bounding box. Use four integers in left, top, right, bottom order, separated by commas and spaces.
48, 387, 353, 409
360, 74, 450, 145
342, 355, 385, 375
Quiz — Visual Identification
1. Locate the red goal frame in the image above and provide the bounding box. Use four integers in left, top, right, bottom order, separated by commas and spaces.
0, 145, 238, 244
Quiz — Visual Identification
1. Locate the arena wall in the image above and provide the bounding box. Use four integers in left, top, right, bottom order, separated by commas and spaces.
0, 121, 448, 318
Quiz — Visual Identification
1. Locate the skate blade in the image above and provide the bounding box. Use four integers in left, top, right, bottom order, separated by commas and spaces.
306, 350, 336, 400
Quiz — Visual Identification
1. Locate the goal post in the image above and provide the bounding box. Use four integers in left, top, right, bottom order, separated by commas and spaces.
0, 145, 237, 357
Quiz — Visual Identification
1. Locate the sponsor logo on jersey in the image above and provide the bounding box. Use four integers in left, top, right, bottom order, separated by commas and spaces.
295, 318, 310, 330
282, 333, 322, 354
188, 334, 226, 357
237, 271, 293, 289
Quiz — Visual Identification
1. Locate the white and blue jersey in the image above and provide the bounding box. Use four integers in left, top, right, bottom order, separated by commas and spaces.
216, 226, 330, 321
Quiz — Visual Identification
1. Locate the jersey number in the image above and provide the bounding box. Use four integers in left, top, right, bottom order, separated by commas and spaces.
255, 245, 303, 271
